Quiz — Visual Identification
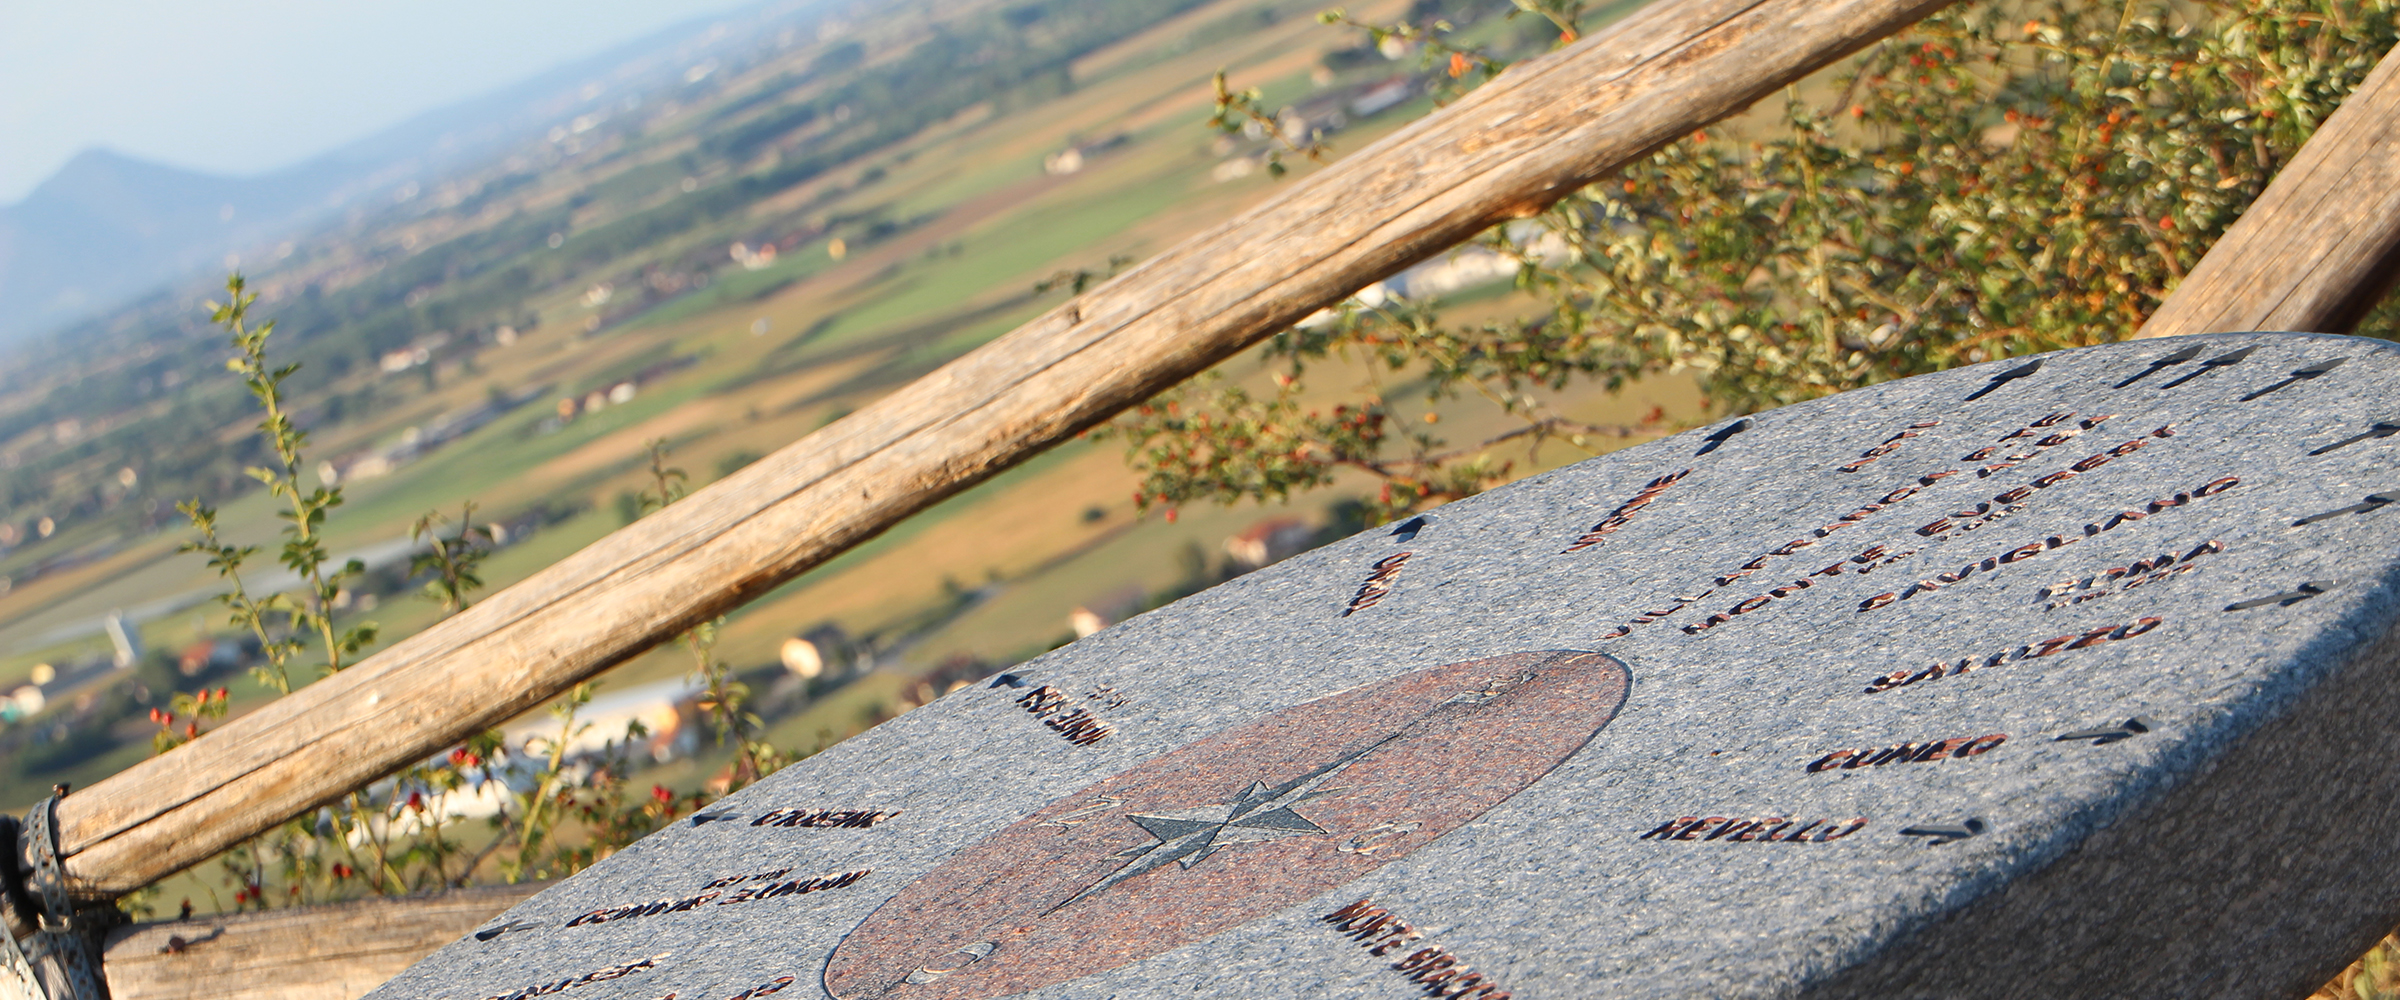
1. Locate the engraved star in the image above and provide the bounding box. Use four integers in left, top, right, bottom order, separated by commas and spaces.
1048, 734, 1401, 913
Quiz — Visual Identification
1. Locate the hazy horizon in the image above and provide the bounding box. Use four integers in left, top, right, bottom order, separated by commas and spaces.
1, 0, 768, 205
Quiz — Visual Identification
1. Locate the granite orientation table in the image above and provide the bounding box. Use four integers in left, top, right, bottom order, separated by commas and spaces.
371, 332, 2400, 1000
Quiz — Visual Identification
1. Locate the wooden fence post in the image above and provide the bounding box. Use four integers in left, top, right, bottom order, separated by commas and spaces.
99, 883, 544, 1000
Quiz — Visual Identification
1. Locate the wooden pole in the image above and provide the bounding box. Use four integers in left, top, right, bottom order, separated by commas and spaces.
45, 0, 1958, 900
99, 884, 542, 1000
2134, 41, 2400, 339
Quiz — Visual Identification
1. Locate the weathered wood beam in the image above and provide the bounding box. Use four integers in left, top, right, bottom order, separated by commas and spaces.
48, 0, 1958, 899
99, 884, 541, 1000
2135, 41, 2400, 338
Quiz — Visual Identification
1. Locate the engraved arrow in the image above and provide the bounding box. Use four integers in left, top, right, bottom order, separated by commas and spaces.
1898, 818, 1986, 845
2225, 580, 2339, 611
2239, 356, 2348, 402
1963, 359, 2043, 401
2306, 421, 2400, 456
2054, 716, 2157, 746
2113, 344, 2202, 388
2292, 492, 2399, 526
474, 918, 544, 942
1693, 418, 1751, 456
2158, 346, 2256, 389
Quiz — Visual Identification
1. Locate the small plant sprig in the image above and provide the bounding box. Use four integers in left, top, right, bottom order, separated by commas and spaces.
179, 274, 375, 694
1312, 9, 1508, 102
635, 438, 787, 792
411, 502, 492, 615
1504, 0, 1584, 44
1035, 254, 1137, 296
1209, 72, 1331, 179
637, 438, 688, 515
148, 687, 231, 754
687, 617, 787, 792
494, 684, 598, 884
175, 276, 396, 906
159, 273, 674, 909
478, 684, 681, 883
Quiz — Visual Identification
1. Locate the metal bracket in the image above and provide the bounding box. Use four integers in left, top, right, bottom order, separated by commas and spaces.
5, 798, 110, 1000
0, 921, 38, 1000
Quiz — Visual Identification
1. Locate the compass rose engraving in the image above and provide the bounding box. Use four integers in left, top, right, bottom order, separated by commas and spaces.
1048, 734, 1403, 913
825, 649, 1630, 1000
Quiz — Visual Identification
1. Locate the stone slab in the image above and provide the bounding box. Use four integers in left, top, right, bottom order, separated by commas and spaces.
370, 331, 2400, 1000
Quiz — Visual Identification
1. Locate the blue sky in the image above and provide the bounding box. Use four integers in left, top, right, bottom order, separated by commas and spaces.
0, 0, 764, 204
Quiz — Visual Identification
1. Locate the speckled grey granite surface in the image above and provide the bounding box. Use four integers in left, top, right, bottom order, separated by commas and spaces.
371, 332, 2400, 1000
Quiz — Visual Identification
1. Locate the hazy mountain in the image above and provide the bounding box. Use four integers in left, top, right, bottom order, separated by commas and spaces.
0, 150, 367, 341
0, 1, 803, 346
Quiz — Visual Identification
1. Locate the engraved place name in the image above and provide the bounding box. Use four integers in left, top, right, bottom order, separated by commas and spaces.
1322, 900, 1514, 1000
712, 870, 870, 906
1837, 420, 1941, 473
1638, 816, 1870, 842
1915, 426, 2175, 538
565, 892, 721, 927
1676, 538, 1915, 634
2036, 540, 2224, 610
749, 808, 903, 829
1858, 476, 2238, 613
1864, 616, 2162, 693
1321, 899, 1425, 958
1710, 470, 1954, 586
1344, 552, 1412, 615
1015, 685, 1116, 745
563, 871, 871, 928
723, 976, 797, 1000
475, 953, 671, 1000
1599, 474, 1958, 638
1806, 734, 2007, 772
1962, 411, 2105, 479
1592, 412, 2127, 640
1561, 468, 1692, 552
1601, 416, 2207, 642
701, 867, 793, 890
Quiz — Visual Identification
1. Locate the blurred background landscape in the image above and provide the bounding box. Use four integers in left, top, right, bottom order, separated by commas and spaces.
0, 0, 1696, 859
